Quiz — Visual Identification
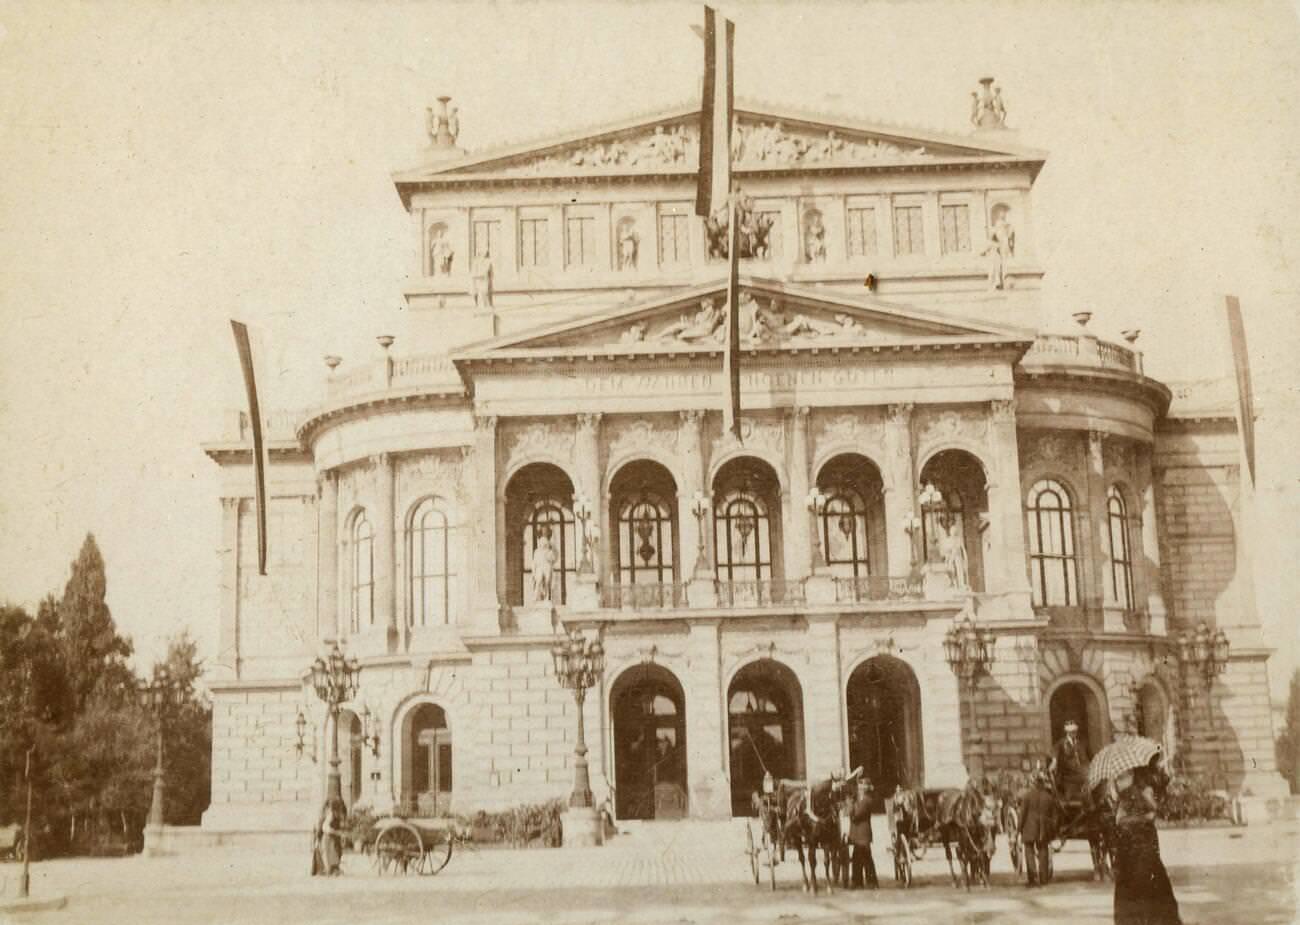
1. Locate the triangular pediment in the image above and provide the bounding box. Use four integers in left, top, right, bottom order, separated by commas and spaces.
453, 277, 1034, 363
395, 99, 1045, 190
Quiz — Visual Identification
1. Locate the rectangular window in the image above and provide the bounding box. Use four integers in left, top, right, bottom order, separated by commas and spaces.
472, 219, 501, 260
846, 207, 878, 257
893, 205, 924, 256
941, 203, 971, 254
756, 211, 782, 259
518, 218, 548, 268
565, 215, 596, 267
658, 213, 690, 264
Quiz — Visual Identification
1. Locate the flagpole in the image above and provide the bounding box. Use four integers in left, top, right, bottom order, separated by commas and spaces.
725, 189, 742, 441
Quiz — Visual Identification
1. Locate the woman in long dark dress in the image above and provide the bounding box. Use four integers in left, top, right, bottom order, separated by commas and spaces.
1113, 765, 1181, 925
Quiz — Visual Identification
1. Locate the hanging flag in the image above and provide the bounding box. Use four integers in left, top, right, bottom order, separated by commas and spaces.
1223, 295, 1256, 487
696, 5, 741, 440
231, 320, 269, 575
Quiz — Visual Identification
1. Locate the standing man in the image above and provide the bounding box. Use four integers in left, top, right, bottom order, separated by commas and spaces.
1019, 772, 1058, 887
848, 778, 878, 889
1049, 720, 1089, 803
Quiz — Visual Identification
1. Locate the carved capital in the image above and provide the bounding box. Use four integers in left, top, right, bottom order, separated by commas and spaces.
373, 451, 393, 470
220, 496, 241, 513
459, 445, 474, 461
679, 409, 705, 427
1087, 429, 1107, 450
887, 402, 914, 425
577, 412, 603, 431
474, 414, 498, 433
990, 399, 1016, 423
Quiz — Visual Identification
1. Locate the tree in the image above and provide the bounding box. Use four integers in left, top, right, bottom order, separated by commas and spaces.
156, 632, 212, 825
1275, 669, 1300, 794
54, 534, 133, 714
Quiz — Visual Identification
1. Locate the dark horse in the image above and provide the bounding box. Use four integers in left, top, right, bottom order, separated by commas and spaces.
893, 785, 997, 889
782, 776, 853, 893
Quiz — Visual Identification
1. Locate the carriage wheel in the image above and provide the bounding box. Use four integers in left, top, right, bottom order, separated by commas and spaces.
894, 833, 913, 888
420, 829, 454, 875
375, 822, 423, 876
760, 825, 777, 891
1045, 843, 1055, 884
746, 822, 760, 885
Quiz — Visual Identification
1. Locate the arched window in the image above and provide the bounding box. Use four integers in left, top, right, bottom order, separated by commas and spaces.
715, 490, 771, 581
522, 498, 575, 605
1027, 479, 1078, 607
409, 498, 453, 627
1106, 486, 1134, 611
920, 489, 964, 566
350, 512, 374, 633
619, 491, 675, 584
823, 487, 870, 577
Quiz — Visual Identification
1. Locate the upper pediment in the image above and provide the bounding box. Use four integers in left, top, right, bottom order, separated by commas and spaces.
394, 99, 1046, 192
453, 277, 1034, 364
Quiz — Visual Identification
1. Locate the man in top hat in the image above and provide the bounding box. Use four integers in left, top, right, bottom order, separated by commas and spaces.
848, 776, 878, 889
1018, 772, 1058, 887
1049, 720, 1089, 803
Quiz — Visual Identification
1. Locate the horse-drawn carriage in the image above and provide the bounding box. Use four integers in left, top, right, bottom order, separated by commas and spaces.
885, 786, 998, 889
744, 776, 852, 893
996, 771, 1115, 883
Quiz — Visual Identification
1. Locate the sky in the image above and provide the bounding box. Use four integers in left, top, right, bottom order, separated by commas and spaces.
0, 0, 1297, 697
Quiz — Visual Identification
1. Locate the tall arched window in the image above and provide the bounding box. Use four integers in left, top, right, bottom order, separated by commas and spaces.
823, 488, 869, 577
350, 512, 374, 632
522, 499, 575, 605
619, 491, 675, 583
1027, 479, 1078, 607
920, 489, 964, 566
409, 498, 453, 626
715, 490, 771, 581
1106, 486, 1134, 610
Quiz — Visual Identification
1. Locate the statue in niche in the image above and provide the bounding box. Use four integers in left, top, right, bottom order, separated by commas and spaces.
617, 220, 639, 270
659, 298, 723, 343
429, 227, 454, 276
940, 522, 970, 591
982, 204, 1016, 290
803, 211, 827, 263
470, 248, 493, 308
531, 527, 557, 603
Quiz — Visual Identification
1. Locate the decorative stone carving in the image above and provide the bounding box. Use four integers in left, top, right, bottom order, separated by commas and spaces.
734, 121, 929, 165
1023, 432, 1079, 473
507, 421, 575, 467
711, 416, 784, 459
399, 453, 466, 503
1104, 438, 1132, 477
657, 298, 725, 343
982, 205, 1015, 290
817, 411, 883, 451
802, 209, 827, 263
990, 399, 1016, 424
917, 409, 988, 458
616, 217, 639, 270
940, 523, 970, 591
531, 529, 557, 602
970, 78, 1007, 130
608, 419, 673, 463
428, 223, 454, 276
470, 252, 493, 308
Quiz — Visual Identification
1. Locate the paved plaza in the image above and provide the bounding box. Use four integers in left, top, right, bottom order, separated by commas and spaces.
2, 819, 1296, 925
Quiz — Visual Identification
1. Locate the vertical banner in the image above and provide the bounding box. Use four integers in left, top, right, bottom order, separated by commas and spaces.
1223, 295, 1256, 487
231, 320, 269, 575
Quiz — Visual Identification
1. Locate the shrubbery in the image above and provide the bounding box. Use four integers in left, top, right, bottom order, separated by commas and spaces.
1156, 774, 1233, 823
456, 798, 565, 847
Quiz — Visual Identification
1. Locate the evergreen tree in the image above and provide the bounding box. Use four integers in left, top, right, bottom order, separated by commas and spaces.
55, 534, 133, 713
157, 632, 213, 825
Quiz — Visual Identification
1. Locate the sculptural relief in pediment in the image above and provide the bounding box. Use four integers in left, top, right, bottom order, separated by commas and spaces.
480, 118, 942, 176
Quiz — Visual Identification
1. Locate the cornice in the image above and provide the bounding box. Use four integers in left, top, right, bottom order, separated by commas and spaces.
1014, 367, 1173, 418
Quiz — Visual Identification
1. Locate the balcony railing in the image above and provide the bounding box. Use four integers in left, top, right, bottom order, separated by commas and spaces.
601, 582, 687, 609
833, 575, 924, 604
715, 579, 807, 607
1022, 334, 1141, 375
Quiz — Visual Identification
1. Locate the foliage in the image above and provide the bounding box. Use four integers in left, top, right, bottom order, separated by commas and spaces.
343, 804, 379, 846
0, 533, 212, 856
1155, 773, 1233, 823
455, 798, 565, 848
1274, 670, 1300, 794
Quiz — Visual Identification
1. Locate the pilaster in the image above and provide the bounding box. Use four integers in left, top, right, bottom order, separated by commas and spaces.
216, 497, 240, 681
883, 403, 916, 576
986, 400, 1031, 609
683, 621, 730, 818
317, 472, 339, 642
471, 415, 503, 633
786, 406, 813, 580
576, 413, 604, 578
803, 616, 844, 781
1138, 448, 1168, 634
1084, 430, 1108, 617
678, 410, 709, 579
374, 452, 397, 651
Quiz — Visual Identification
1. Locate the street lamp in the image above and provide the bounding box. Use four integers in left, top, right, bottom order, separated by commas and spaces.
902, 511, 924, 569
690, 490, 711, 576
1177, 622, 1229, 728
806, 486, 827, 569
360, 704, 381, 759
573, 494, 595, 573
550, 626, 605, 809
139, 664, 184, 854
309, 641, 361, 805
943, 614, 996, 693
918, 482, 944, 564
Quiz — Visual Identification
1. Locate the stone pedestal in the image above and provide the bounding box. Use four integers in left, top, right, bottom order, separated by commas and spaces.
922, 563, 953, 601
568, 573, 599, 612
516, 602, 556, 635
686, 577, 717, 608
561, 806, 602, 847
142, 824, 169, 857
804, 572, 837, 605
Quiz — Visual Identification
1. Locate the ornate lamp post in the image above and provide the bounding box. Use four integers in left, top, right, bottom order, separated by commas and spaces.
310, 641, 361, 804
944, 614, 997, 779
1177, 622, 1229, 730
360, 704, 381, 759
573, 494, 595, 574
918, 482, 944, 562
902, 512, 924, 570
140, 665, 183, 854
550, 626, 605, 810
806, 487, 828, 570
690, 490, 711, 576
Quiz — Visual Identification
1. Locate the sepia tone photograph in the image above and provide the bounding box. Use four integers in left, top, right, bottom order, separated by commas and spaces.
1, 1, 1297, 923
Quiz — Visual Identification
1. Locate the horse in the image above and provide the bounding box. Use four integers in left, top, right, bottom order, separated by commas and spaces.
894, 785, 997, 889
783, 775, 853, 893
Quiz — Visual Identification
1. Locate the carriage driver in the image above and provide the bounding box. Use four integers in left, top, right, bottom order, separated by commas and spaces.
848, 776, 879, 889
1049, 720, 1089, 803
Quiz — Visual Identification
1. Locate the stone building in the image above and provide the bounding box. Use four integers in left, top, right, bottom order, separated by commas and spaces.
200, 90, 1286, 836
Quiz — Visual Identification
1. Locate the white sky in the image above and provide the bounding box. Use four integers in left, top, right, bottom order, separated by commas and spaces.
1, 0, 1297, 697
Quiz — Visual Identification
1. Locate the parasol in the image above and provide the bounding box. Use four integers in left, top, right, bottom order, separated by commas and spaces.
1086, 735, 1162, 791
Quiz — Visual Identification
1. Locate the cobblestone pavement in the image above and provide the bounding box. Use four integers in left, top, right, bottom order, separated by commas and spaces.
2, 820, 1295, 925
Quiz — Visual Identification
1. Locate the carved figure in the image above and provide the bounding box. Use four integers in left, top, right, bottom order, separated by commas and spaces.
471, 250, 493, 308
620, 322, 647, 344
803, 211, 827, 263
940, 523, 970, 591
531, 529, 557, 603
971, 78, 1007, 129
617, 222, 639, 270
704, 209, 730, 261
429, 231, 454, 276
982, 208, 1016, 290
783, 312, 864, 339
659, 298, 723, 343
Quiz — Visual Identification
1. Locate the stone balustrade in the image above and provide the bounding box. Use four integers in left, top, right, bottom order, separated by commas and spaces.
1022, 334, 1141, 375
833, 574, 925, 604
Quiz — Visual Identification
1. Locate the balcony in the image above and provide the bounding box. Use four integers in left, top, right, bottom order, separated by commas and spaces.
1021, 333, 1142, 375
714, 579, 807, 607
324, 354, 464, 404
601, 582, 687, 609
833, 575, 924, 604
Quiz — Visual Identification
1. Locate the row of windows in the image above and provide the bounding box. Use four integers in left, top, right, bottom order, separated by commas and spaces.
1027, 481, 1135, 609
441, 200, 989, 274
349, 498, 455, 633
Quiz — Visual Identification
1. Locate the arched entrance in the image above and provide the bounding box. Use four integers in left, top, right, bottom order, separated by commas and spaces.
845, 656, 923, 807
400, 702, 452, 817
610, 665, 687, 820
728, 659, 805, 816
338, 709, 363, 809
1048, 679, 1107, 762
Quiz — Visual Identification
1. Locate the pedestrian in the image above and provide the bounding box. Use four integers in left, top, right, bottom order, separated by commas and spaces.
1113, 764, 1181, 925
848, 778, 878, 889
1019, 771, 1057, 887
317, 799, 344, 876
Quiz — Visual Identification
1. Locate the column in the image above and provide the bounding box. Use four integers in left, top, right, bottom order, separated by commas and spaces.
575, 413, 603, 573
374, 453, 397, 651
216, 497, 240, 681
985, 400, 1032, 609
882, 403, 916, 577
1139, 449, 1168, 634
471, 415, 502, 633
803, 616, 844, 781
683, 620, 730, 818
317, 471, 339, 642
1084, 430, 1108, 620
786, 406, 813, 580
678, 410, 707, 578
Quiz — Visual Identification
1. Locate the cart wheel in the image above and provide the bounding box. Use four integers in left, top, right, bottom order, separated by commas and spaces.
420, 829, 453, 875
761, 828, 776, 891
375, 822, 422, 876
746, 822, 760, 885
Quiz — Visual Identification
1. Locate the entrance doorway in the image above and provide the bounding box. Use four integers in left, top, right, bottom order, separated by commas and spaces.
1048, 679, 1107, 762
845, 656, 923, 807
338, 709, 363, 809
400, 703, 452, 817
727, 660, 805, 816
610, 665, 687, 820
